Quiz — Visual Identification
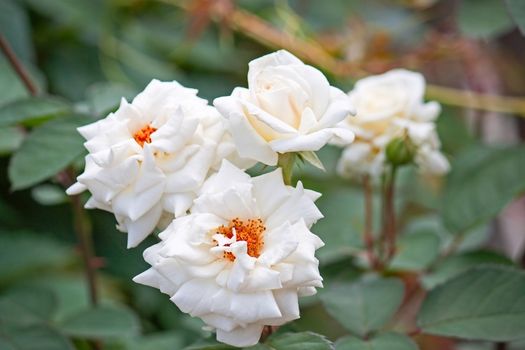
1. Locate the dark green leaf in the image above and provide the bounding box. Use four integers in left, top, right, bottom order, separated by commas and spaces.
390, 231, 441, 271
457, 0, 514, 38
335, 332, 418, 350
0, 0, 34, 63
268, 332, 333, 350
422, 251, 514, 290
58, 305, 141, 340
2, 286, 58, 321
0, 56, 29, 107
418, 265, 525, 341
0, 126, 24, 155
125, 332, 186, 350
0, 97, 71, 127
0, 231, 72, 283
505, 0, 525, 35
0, 324, 74, 350
312, 187, 369, 263
85, 82, 137, 117
442, 146, 525, 234
320, 277, 404, 336
8, 115, 88, 190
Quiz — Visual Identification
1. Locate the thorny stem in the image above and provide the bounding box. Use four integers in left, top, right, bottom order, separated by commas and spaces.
0, 34, 38, 95
362, 175, 380, 270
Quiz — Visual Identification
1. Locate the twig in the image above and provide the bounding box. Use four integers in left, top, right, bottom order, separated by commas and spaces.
70, 193, 99, 306
163, 0, 525, 118
362, 175, 380, 269
0, 34, 38, 96
384, 166, 398, 262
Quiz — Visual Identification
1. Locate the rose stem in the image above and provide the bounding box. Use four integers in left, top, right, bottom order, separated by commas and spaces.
362, 175, 380, 270
1, 35, 100, 308
0, 34, 38, 95
70, 181, 99, 306
384, 166, 398, 262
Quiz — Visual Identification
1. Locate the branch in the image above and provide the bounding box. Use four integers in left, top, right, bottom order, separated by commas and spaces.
0, 34, 38, 96
164, 0, 525, 118
362, 175, 381, 270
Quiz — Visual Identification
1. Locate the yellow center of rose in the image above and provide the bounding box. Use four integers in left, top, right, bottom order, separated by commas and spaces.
215, 218, 265, 261
133, 125, 157, 147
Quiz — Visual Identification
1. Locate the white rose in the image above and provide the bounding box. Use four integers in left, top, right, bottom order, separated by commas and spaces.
336, 69, 449, 178
67, 80, 229, 248
134, 161, 324, 347
214, 50, 355, 166
336, 142, 385, 179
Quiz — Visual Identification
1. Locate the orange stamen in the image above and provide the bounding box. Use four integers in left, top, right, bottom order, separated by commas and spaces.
215, 218, 265, 261
133, 125, 157, 147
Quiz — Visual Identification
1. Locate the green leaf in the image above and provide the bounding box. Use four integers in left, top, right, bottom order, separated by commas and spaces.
0, 55, 29, 107
0, 0, 34, 63
0, 324, 74, 350
418, 265, 525, 341
442, 146, 525, 234
58, 305, 141, 340
505, 0, 525, 35
8, 115, 88, 190
298, 151, 326, 171
125, 332, 186, 350
422, 251, 514, 290
390, 230, 441, 271
1, 286, 58, 322
268, 332, 333, 350
457, 0, 514, 38
85, 82, 137, 117
335, 332, 418, 350
0, 97, 71, 127
312, 187, 368, 263
0, 231, 72, 283
0, 126, 24, 155
320, 277, 404, 337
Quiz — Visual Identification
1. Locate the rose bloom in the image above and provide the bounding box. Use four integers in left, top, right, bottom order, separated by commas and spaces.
214, 50, 355, 166
67, 80, 234, 248
336, 69, 449, 178
134, 161, 324, 347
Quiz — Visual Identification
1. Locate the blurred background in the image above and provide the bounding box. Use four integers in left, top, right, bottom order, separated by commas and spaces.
1, 0, 525, 349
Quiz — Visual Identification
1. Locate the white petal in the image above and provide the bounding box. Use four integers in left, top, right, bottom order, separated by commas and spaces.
216, 323, 265, 348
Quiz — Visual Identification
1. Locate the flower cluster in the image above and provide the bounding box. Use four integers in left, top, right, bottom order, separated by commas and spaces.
335, 69, 449, 179
68, 51, 449, 347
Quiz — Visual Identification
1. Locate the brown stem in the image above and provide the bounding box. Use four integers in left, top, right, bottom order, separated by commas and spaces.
260, 325, 277, 343
71, 194, 98, 306
363, 175, 380, 269
384, 166, 398, 263
0, 34, 38, 96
